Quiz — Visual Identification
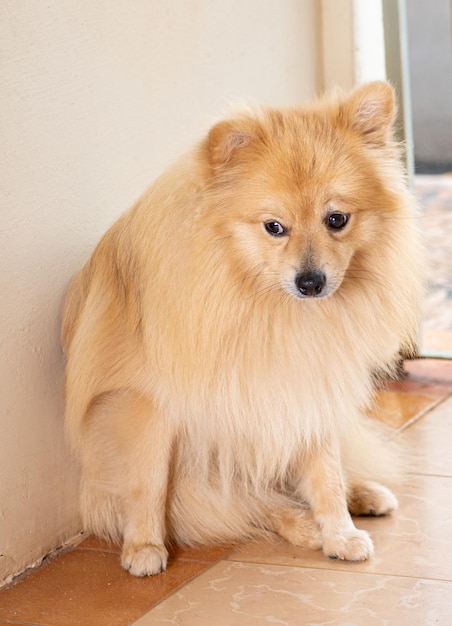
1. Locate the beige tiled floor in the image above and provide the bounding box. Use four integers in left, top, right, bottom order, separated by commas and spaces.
416, 174, 452, 351
136, 563, 452, 626
1, 359, 452, 626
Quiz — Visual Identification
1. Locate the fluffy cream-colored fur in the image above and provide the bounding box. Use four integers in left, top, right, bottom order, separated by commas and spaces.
62, 82, 425, 576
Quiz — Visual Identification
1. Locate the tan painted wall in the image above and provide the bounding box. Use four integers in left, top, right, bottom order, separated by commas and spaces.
0, 0, 322, 584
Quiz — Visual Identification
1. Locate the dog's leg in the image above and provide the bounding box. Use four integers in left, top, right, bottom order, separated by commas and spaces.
269, 504, 322, 550
299, 439, 374, 561
116, 392, 175, 577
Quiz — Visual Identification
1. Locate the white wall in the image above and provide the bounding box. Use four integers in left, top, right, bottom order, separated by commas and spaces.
321, 0, 386, 90
0, 0, 321, 584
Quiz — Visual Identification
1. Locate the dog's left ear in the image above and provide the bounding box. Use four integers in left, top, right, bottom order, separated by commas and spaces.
344, 81, 397, 145
207, 116, 263, 169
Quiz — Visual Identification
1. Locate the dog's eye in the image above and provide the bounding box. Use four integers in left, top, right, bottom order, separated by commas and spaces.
264, 221, 286, 237
327, 213, 349, 230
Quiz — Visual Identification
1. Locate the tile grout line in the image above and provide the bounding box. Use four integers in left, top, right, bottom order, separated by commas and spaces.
128, 551, 242, 625
224, 556, 452, 585
390, 389, 452, 437
0, 622, 44, 626
0, 618, 51, 626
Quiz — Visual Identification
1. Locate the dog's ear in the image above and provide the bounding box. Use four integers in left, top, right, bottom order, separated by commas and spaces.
344, 81, 397, 145
207, 117, 262, 168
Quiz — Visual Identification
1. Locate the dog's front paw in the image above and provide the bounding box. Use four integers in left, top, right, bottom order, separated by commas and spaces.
322, 528, 374, 562
121, 542, 168, 576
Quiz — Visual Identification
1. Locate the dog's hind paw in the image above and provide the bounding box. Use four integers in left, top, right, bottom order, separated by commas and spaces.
348, 482, 398, 517
121, 542, 168, 576
280, 518, 322, 550
322, 528, 374, 562
270, 506, 322, 551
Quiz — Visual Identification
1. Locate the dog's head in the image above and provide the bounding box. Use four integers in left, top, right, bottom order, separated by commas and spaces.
204, 82, 404, 302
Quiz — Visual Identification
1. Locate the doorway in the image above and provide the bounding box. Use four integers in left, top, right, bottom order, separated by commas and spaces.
384, 0, 452, 358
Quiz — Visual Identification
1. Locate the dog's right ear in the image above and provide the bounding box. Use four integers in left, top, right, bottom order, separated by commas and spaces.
344, 81, 397, 146
207, 118, 261, 168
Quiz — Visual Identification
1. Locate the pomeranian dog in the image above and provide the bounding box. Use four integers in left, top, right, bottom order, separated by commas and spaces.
62, 82, 425, 577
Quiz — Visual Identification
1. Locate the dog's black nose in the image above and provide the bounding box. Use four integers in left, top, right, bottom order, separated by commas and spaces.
295, 270, 326, 297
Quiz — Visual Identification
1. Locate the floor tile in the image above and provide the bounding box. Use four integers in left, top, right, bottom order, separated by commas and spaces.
0, 549, 207, 626
398, 359, 452, 395
132, 560, 452, 626
229, 475, 452, 581
401, 395, 452, 477
416, 175, 452, 349
367, 389, 439, 429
